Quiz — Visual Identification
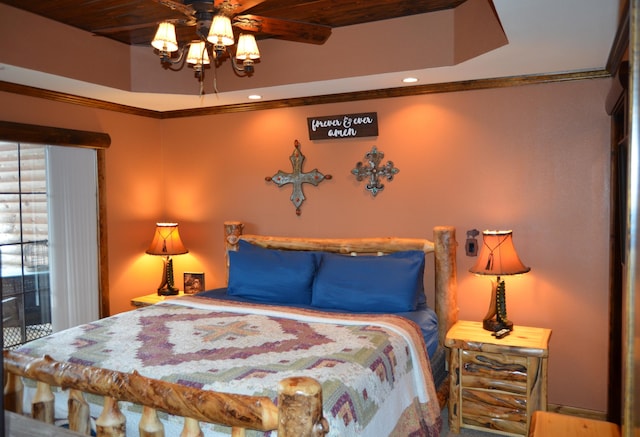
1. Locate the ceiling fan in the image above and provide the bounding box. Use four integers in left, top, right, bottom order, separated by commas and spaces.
94, 0, 332, 79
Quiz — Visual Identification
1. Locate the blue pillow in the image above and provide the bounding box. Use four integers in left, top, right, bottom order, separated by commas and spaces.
311, 250, 426, 313
228, 240, 318, 305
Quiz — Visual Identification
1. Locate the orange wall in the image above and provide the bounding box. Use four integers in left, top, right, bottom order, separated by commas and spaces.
0, 76, 611, 412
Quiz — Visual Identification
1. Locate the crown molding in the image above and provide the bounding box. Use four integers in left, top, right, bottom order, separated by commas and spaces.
0, 69, 611, 120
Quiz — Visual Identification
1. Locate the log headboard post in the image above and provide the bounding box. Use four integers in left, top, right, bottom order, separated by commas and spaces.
223, 221, 244, 284
433, 226, 459, 347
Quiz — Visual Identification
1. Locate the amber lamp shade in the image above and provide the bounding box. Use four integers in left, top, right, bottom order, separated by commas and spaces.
469, 230, 530, 332
146, 223, 188, 296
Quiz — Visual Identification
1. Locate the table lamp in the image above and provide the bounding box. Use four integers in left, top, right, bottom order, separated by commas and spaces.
146, 223, 188, 296
469, 230, 530, 332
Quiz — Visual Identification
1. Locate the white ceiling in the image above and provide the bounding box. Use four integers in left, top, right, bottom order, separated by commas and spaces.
0, 0, 621, 112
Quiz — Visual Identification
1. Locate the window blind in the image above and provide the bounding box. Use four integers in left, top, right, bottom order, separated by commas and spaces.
0, 142, 48, 276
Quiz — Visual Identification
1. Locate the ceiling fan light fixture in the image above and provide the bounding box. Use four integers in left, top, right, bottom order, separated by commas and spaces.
208, 15, 234, 47
236, 33, 260, 60
186, 41, 211, 66
147, 0, 331, 91
151, 22, 179, 52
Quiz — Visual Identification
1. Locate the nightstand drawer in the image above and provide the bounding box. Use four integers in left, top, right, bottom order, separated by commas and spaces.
461, 350, 528, 394
461, 388, 527, 433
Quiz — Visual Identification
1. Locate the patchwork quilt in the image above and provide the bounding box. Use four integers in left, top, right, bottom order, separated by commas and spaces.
16, 296, 442, 436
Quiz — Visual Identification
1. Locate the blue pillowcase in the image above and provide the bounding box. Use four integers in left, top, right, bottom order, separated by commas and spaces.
227, 240, 318, 305
311, 250, 426, 313
228, 241, 427, 312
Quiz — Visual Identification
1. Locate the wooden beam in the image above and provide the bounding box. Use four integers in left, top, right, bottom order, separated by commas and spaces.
0, 120, 111, 149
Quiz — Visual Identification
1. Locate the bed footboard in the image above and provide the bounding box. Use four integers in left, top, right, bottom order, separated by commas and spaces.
3, 351, 329, 437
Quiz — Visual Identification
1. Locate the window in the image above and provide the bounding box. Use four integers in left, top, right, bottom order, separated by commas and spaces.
0, 121, 110, 343
1, 141, 101, 348
0, 141, 52, 348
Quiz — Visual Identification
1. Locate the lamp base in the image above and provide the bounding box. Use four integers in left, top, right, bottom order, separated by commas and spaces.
157, 286, 180, 296
155, 256, 179, 296
483, 318, 513, 332
481, 277, 514, 332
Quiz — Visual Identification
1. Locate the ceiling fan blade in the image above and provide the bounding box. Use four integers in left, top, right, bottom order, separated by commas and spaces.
234, 15, 331, 44
152, 0, 196, 18
215, 0, 268, 15
93, 18, 194, 34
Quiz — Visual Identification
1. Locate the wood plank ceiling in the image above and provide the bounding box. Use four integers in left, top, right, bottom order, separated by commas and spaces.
0, 0, 465, 48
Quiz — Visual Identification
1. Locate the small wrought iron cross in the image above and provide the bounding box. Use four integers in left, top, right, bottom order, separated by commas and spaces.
351, 146, 399, 196
266, 140, 332, 215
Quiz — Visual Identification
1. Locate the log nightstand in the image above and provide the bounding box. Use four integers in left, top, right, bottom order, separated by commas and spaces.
445, 320, 552, 436
130, 291, 185, 307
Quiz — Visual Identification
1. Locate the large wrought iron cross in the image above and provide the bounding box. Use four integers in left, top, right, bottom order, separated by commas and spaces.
266, 140, 332, 215
351, 146, 399, 196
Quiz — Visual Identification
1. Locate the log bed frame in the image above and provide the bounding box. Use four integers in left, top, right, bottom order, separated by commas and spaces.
3, 222, 458, 437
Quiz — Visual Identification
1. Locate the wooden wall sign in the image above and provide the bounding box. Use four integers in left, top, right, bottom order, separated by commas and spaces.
307, 112, 378, 140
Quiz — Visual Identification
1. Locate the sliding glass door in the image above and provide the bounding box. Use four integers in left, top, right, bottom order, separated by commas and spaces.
1, 141, 99, 348
0, 142, 51, 348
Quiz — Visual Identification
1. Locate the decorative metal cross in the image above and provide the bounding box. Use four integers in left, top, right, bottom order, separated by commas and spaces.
351, 146, 399, 196
266, 140, 332, 215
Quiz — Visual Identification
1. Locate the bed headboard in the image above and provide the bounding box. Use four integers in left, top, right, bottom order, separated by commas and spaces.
223, 221, 459, 346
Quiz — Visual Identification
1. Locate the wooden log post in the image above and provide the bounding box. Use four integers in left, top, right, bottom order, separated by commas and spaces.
277, 377, 328, 437
139, 406, 165, 437
224, 221, 244, 284
32, 381, 55, 424
4, 372, 23, 414
69, 389, 92, 435
434, 226, 458, 347
231, 426, 246, 437
180, 417, 203, 437
96, 396, 126, 437
448, 346, 461, 434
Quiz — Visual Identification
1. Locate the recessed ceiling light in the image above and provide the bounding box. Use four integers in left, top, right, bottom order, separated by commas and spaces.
248, 94, 262, 100
402, 77, 418, 83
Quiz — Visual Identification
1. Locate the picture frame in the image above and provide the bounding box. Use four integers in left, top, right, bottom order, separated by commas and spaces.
183, 272, 205, 294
